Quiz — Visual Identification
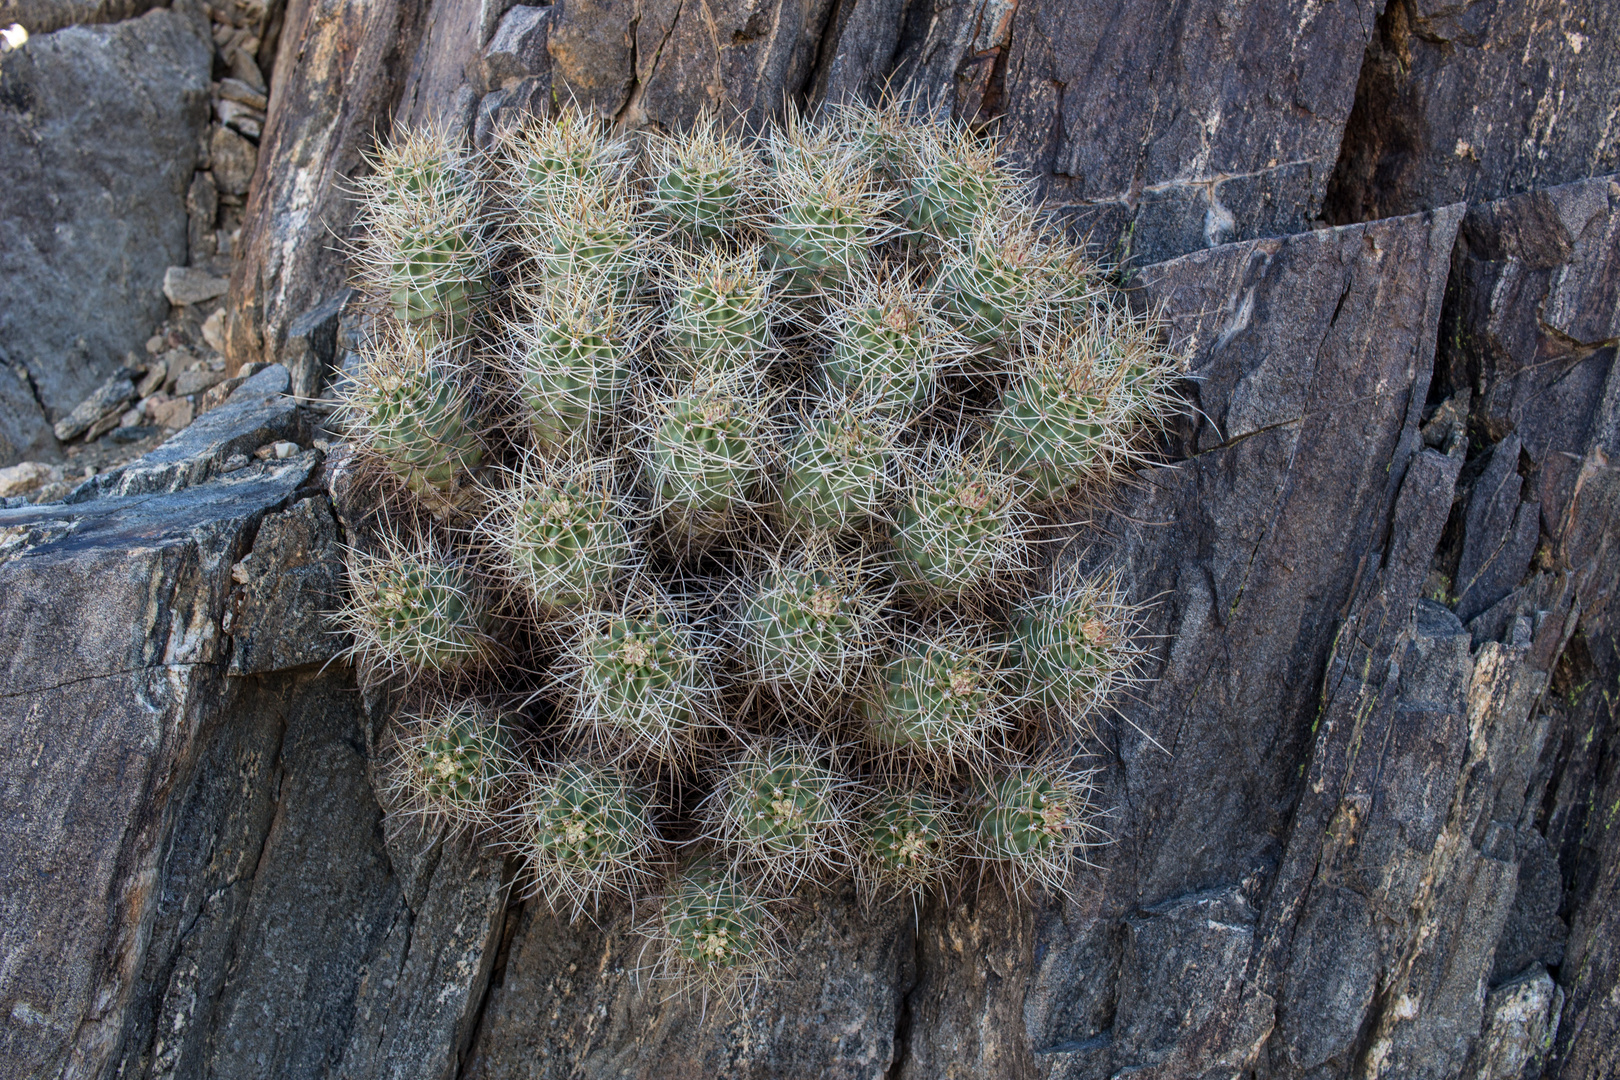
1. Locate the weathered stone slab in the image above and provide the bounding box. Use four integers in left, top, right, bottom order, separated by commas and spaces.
0, 6, 212, 462
1326, 3, 1620, 223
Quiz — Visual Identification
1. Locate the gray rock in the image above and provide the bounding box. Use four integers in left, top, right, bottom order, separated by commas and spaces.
69, 362, 298, 499
50, 370, 134, 441
483, 3, 553, 88
1326, 2, 1620, 223
163, 265, 231, 306
210, 123, 258, 196
0, 350, 60, 463
186, 169, 219, 263
0, 0, 162, 34
224, 494, 343, 674
280, 289, 352, 401
0, 7, 212, 461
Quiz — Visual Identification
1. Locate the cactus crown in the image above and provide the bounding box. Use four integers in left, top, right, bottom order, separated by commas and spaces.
519, 759, 658, 917
336, 533, 491, 681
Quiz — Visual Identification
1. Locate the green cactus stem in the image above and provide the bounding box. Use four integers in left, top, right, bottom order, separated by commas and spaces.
519, 759, 658, 917
864, 629, 1006, 766
481, 458, 634, 612
891, 449, 1025, 600
706, 740, 852, 882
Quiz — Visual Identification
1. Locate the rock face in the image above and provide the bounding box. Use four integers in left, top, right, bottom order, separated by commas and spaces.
3, 0, 1618, 1078
0, 5, 213, 464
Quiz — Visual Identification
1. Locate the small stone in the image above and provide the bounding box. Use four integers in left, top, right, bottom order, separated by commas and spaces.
107, 425, 156, 445
217, 99, 265, 140
174, 368, 226, 396
85, 412, 122, 441
118, 406, 144, 427
198, 375, 247, 414
239, 361, 270, 378
216, 77, 269, 111
52, 375, 138, 441
150, 396, 195, 430
273, 441, 298, 460
0, 461, 56, 498
163, 266, 230, 306
136, 365, 166, 398
210, 125, 258, 195
221, 453, 251, 472
227, 47, 266, 91
202, 307, 227, 352
146, 335, 166, 355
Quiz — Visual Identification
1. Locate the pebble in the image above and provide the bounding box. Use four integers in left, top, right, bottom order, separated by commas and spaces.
0, 461, 56, 499
163, 266, 231, 306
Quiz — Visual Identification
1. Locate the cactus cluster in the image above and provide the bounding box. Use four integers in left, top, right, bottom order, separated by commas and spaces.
334, 100, 1178, 999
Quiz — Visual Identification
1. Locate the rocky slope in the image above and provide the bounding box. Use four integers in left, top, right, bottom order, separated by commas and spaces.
0, 1, 1616, 1078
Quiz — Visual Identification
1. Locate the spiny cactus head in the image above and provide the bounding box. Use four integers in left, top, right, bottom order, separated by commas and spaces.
663, 246, 776, 376
900, 120, 1019, 242
336, 534, 493, 683
1086, 302, 1185, 429
891, 446, 1027, 600
357, 130, 490, 342
495, 105, 634, 210
501, 282, 639, 455
1011, 568, 1143, 720
822, 274, 958, 412
706, 738, 853, 883
641, 372, 768, 538
480, 456, 635, 613
989, 324, 1129, 504
657, 853, 774, 986
566, 586, 715, 764
776, 396, 895, 537
517, 758, 659, 918
856, 783, 958, 902
863, 625, 1008, 768
339, 331, 485, 504
646, 111, 757, 239
938, 214, 1093, 344
518, 177, 644, 297
761, 114, 895, 291
968, 761, 1101, 895
381, 698, 517, 832
735, 544, 883, 708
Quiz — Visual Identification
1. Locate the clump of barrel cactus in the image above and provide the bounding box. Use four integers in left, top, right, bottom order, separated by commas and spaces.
334, 100, 1183, 987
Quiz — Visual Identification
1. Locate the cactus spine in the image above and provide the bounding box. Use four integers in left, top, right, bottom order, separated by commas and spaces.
564, 587, 715, 763
339, 331, 484, 501
656, 854, 773, 986
969, 762, 1101, 894
891, 446, 1026, 600
856, 784, 957, 902
705, 739, 853, 883
501, 282, 638, 455
776, 398, 894, 537
646, 112, 755, 240
863, 626, 1007, 768
735, 547, 883, 709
